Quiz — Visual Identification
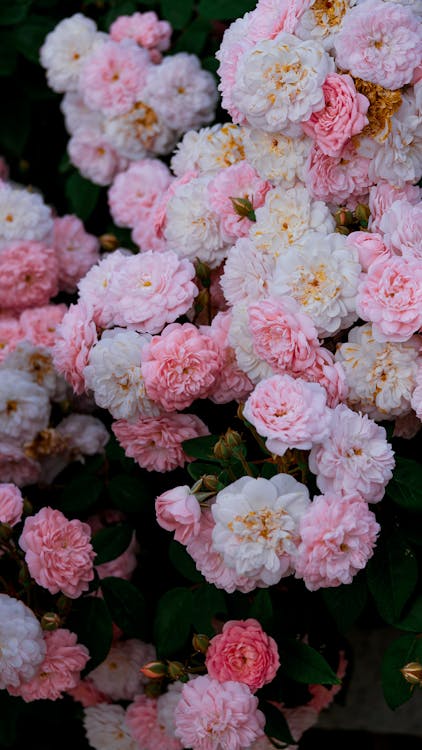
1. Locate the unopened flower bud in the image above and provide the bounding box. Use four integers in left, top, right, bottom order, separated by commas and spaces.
41, 612, 61, 631
335, 208, 353, 227
354, 203, 370, 227
195, 288, 209, 313
230, 196, 256, 221
214, 429, 243, 461
167, 661, 186, 680
401, 662, 422, 686
202, 475, 220, 492
192, 633, 209, 654
195, 259, 211, 288
99, 233, 119, 252
140, 661, 168, 679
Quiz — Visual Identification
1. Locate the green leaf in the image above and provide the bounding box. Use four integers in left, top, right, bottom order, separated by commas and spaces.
154, 587, 193, 658
0, 96, 30, 156
260, 462, 279, 479
101, 577, 147, 638
395, 595, 422, 633
106, 435, 133, 469
60, 475, 102, 515
0, 0, 31, 25
161, 0, 193, 29
173, 17, 211, 55
92, 523, 134, 565
0, 32, 17, 75
187, 461, 220, 481
169, 540, 205, 583
249, 589, 273, 630
260, 701, 295, 746
65, 171, 101, 221
0, 691, 21, 747
182, 435, 220, 462
322, 574, 368, 633
201, 56, 219, 74
192, 584, 227, 636
13, 14, 56, 63
381, 634, 422, 709
197, 0, 256, 19
70, 597, 113, 674
278, 639, 340, 685
107, 474, 153, 512
366, 529, 418, 623
387, 457, 422, 511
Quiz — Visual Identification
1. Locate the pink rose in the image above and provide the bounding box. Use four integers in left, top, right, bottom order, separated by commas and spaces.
206, 618, 280, 693
346, 232, 391, 272
0, 483, 23, 526
52, 301, 97, 395
0, 241, 59, 312
306, 141, 372, 209
302, 74, 369, 158
19, 507, 95, 598
155, 485, 201, 544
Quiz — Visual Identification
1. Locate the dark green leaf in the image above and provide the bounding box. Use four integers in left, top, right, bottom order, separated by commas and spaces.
60, 475, 102, 515
0, 32, 17, 75
249, 589, 273, 630
101, 577, 147, 638
0, 691, 21, 747
381, 634, 422, 709
108, 474, 153, 512
387, 457, 422, 511
260, 701, 295, 746
187, 461, 220, 481
322, 574, 368, 633
70, 597, 113, 674
278, 639, 340, 685
182, 435, 220, 462
92, 523, 134, 565
366, 529, 418, 623
13, 15, 56, 63
173, 17, 210, 54
106, 434, 133, 469
0, 96, 30, 156
192, 584, 227, 636
201, 56, 219, 74
395, 596, 422, 633
161, 0, 193, 29
154, 587, 193, 658
169, 540, 205, 583
260, 462, 279, 479
102, 1, 138, 28
65, 171, 101, 221
197, 0, 256, 19
0, 0, 31, 25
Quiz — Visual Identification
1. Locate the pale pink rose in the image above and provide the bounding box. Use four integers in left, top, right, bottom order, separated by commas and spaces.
141, 323, 222, 411
19, 506, 95, 598
249, 0, 310, 40
53, 301, 97, 395
298, 346, 348, 408
0, 314, 23, 363
0, 440, 41, 487
306, 142, 373, 208
0, 483, 23, 526
131, 220, 167, 252
206, 619, 280, 693
126, 695, 182, 750
108, 159, 172, 228
9, 629, 89, 702
334, 0, 422, 90
248, 296, 319, 374
205, 311, 253, 404
67, 677, 111, 707
346, 232, 390, 272
110, 12, 172, 53
77, 250, 128, 329
309, 404, 395, 503
0, 241, 58, 312
379, 200, 422, 260
302, 74, 369, 158
19, 305, 67, 349
109, 251, 197, 334
52, 215, 100, 293
79, 39, 150, 117
356, 256, 422, 342
153, 170, 198, 241
68, 128, 128, 187
175, 675, 265, 750
215, 15, 255, 125
186, 509, 255, 594
243, 374, 332, 456
112, 412, 209, 473
369, 181, 421, 233
295, 492, 380, 590
155, 485, 201, 544
208, 162, 271, 242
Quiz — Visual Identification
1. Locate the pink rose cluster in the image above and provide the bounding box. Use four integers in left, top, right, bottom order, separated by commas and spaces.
40, 11, 218, 185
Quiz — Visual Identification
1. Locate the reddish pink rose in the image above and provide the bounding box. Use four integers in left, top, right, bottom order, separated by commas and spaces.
19, 507, 95, 598
9, 629, 89, 702
0, 241, 59, 312
155, 485, 201, 544
0, 314, 23, 363
52, 301, 97, 395
306, 142, 372, 209
302, 74, 368, 158
67, 677, 111, 707
206, 618, 280, 693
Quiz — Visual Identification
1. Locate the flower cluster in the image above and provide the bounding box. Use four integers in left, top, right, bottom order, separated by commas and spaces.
41, 11, 218, 185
